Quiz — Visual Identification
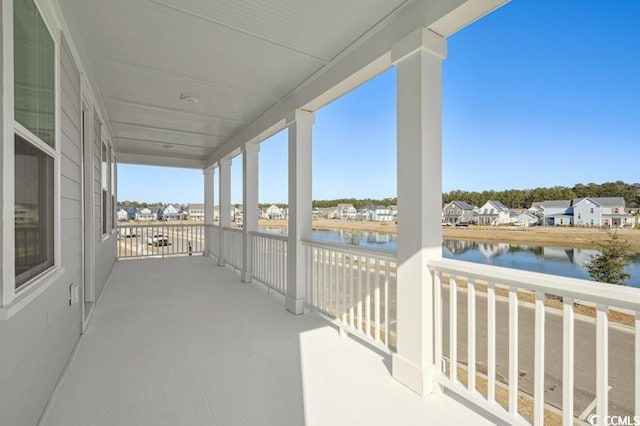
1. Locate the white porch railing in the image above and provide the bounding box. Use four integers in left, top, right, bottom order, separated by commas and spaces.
302, 240, 397, 352
222, 227, 243, 270
251, 232, 287, 295
428, 257, 640, 426
207, 224, 220, 257
116, 223, 205, 259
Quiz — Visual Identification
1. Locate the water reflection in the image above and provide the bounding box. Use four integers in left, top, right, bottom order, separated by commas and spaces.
259, 228, 640, 287
443, 239, 640, 287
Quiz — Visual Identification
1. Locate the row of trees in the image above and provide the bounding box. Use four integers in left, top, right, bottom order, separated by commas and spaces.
312, 198, 397, 209
122, 181, 640, 211
443, 181, 640, 209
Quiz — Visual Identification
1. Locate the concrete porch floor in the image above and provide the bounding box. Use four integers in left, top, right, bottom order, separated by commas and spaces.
42, 256, 492, 426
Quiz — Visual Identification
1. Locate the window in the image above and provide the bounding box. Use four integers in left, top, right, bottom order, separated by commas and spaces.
15, 134, 54, 289
110, 151, 116, 231
101, 141, 108, 235
12, 0, 56, 291
14, 0, 55, 146
590, 208, 594, 214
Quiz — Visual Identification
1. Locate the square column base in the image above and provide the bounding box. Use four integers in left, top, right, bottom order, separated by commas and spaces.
392, 353, 433, 396
285, 296, 305, 315
241, 271, 252, 283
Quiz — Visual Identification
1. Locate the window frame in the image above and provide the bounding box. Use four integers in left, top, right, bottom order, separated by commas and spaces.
101, 135, 109, 239
2, 0, 62, 310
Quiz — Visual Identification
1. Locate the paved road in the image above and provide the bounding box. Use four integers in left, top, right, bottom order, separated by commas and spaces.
441, 286, 635, 418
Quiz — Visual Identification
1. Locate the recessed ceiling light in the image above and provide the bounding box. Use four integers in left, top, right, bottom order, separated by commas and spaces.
162, 144, 174, 150
180, 94, 199, 104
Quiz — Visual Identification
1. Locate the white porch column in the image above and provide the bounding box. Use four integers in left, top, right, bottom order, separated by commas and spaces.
218, 158, 231, 267
285, 109, 314, 315
203, 167, 215, 257
391, 28, 446, 396
242, 143, 259, 283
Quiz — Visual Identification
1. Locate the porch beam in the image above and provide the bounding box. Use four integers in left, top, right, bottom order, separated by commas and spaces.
242, 143, 259, 283
203, 167, 215, 257
391, 27, 446, 396
218, 158, 231, 267
285, 109, 314, 315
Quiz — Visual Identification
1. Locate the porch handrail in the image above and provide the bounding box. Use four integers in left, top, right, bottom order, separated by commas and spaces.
301, 239, 397, 262
302, 239, 397, 353
249, 230, 288, 242
221, 226, 243, 270
428, 257, 640, 311
222, 226, 242, 233
427, 256, 640, 426
250, 232, 287, 295
116, 222, 205, 259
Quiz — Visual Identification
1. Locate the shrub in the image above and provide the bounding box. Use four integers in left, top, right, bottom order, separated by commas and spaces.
586, 232, 633, 285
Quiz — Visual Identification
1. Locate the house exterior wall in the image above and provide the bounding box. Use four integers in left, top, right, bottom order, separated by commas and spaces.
92, 110, 115, 298
0, 30, 113, 426
442, 202, 473, 224
573, 199, 601, 226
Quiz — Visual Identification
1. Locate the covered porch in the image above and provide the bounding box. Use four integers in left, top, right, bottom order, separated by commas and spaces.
42, 256, 493, 426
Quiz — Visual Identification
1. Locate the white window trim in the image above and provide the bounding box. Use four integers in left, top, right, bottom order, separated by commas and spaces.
1, 0, 62, 314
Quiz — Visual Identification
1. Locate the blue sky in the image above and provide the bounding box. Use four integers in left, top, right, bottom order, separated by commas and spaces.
118, 0, 640, 205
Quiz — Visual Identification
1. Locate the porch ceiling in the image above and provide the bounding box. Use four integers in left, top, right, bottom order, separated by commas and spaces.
59, 0, 507, 169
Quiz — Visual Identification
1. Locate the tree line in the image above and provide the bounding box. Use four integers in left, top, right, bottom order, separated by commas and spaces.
443, 181, 640, 209
121, 181, 640, 210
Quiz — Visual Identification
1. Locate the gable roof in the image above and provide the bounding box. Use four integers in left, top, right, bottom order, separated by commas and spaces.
188, 203, 204, 210
445, 200, 475, 210
573, 197, 625, 207
543, 200, 572, 208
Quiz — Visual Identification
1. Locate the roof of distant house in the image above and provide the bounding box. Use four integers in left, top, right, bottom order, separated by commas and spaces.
446, 200, 476, 210
188, 203, 204, 210
543, 200, 572, 208
573, 197, 626, 207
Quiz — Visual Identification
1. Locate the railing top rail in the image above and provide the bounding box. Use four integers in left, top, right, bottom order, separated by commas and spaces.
301, 239, 397, 262
250, 231, 288, 242
428, 257, 640, 312
116, 223, 205, 228
222, 226, 243, 233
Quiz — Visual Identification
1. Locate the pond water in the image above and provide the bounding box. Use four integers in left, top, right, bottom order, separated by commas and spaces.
259, 227, 640, 288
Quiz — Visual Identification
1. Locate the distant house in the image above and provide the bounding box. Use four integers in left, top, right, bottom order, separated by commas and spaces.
542, 200, 573, 226
473, 201, 510, 226
442, 201, 475, 225
336, 204, 357, 221
362, 205, 394, 222
232, 206, 243, 223
264, 204, 285, 220
188, 204, 205, 221
573, 197, 631, 227
135, 207, 161, 221
117, 208, 129, 222
163, 204, 185, 221
315, 207, 336, 219
543, 197, 632, 227
515, 211, 540, 226
389, 205, 398, 221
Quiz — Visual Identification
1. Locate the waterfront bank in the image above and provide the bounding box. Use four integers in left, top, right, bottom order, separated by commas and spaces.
257, 219, 640, 251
